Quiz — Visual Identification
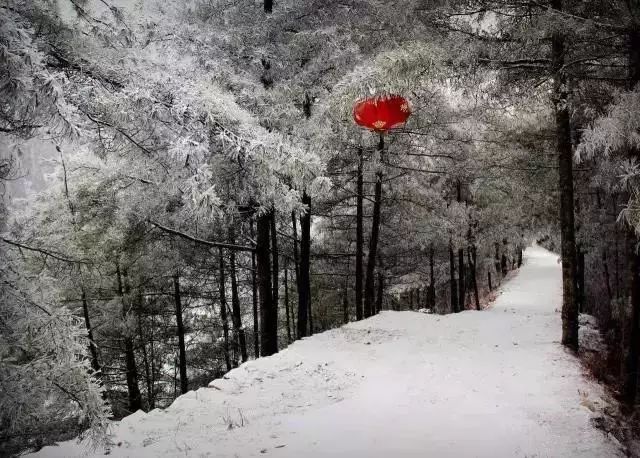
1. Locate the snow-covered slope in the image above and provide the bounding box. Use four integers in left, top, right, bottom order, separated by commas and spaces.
32, 245, 621, 457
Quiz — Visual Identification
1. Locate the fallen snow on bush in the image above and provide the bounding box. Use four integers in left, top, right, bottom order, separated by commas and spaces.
31, 246, 621, 457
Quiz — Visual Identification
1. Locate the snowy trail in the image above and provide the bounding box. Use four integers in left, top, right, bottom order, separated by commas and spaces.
34, 245, 621, 457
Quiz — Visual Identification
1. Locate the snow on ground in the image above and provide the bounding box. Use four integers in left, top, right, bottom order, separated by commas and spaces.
31, 245, 622, 457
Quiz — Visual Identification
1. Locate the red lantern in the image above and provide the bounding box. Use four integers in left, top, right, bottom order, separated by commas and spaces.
353, 95, 411, 132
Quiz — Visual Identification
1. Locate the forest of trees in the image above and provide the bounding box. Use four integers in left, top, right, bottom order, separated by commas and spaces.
2, 0, 640, 455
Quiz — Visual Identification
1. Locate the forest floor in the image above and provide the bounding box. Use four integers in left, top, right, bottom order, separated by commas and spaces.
32, 245, 623, 457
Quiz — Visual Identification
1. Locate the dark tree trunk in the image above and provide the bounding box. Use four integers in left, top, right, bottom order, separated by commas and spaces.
355, 148, 364, 321
228, 232, 248, 363
218, 249, 232, 371
376, 271, 384, 314
173, 275, 188, 394
458, 247, 465, 312
137, 311, 153, 410
488, 270, 493, 292
298, 192, 312, 337
270, 210, 279, 315
622, 228, 640, 407
577, 248, 586, 314
264, 0, 272, 13
494, 242, 501, 280
552, 0, 579, 351
428, 243, 435, 309
81, 289, 100, 373
364, 134, 384, 318
116, 265, 141, 412
257, 213, 278, 356
284, 266, 292, 343
517, 248, 523, 268
409, 289, 414, 310
251, 221, 260, 358
343, 281, 350, 324
470, 246, 480, 311
449, 240, 458, 313
603, 250, 613, 306
501, 253, 508, 277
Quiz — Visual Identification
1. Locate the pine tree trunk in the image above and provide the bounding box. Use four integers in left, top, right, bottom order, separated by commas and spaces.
173, 275, 188, 394
284, 266, 292, 343
251, 221, 260, 358
218, 249, 232, 371
577, 248, 586, 314
81, 289, 100, 373
116, 265, 141, 413
343, 281, 350, 324
449, 240, 458, 313
298, 192, 312, 337
470, 246, 480, 310
257, 213, 278, 356
376, 271, 384, 313
494, 242, 501, 280
355, 148, 364, 320
428, 243, 435, 309
552, 0, 579, 351
264, 0, 272, 13
364, 134, 384, 318
137, 305, 153, 409
228, 233, 248, 363
488, 270, 493, 292
270, 210, 279, 317
458, 247, 465, 312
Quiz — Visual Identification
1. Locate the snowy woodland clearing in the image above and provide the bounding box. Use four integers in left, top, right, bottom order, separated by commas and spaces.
27, 245, 623, 457
3, 0, 640, 456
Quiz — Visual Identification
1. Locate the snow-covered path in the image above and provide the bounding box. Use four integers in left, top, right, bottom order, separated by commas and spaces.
34, 245, 621, 457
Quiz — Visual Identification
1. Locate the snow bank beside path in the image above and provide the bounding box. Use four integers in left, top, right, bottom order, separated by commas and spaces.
31, 245, 621, 457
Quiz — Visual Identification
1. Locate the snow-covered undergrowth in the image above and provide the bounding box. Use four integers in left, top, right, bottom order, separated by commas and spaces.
31, 246, 621, 457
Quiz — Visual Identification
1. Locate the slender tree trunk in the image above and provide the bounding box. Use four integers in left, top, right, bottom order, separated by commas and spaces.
81, 289, 100, 373
494, 242, 501, 280
458, 247, 465, 312
355, 148, 364, 321
343, 280, 350, 324
552, 0, 579, 351
449, 240, 458, 313
615, 194, 621, 300
270, 210, 279, 317
470, 246, 480, 311
251, 221, 260, 358
428, 243, 435, 309
149, 309, 156, 409
298, 192, 312, 337
577, 248, 586, 314
116, 265, 141, 412
603, 249, 613, 305
137, 309, 152, 409
517, 248, 523, 268
173, 275, 188, 394
257, 212, 278, 355
284, 266, 292, 343
376, 271, 384, 314
264, 0, 272, 13
622, 229, 640, 407
228, 232, 248, 363
488, 270, 493, 292
364, 134, 384, 318
218, 250, 232, 371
